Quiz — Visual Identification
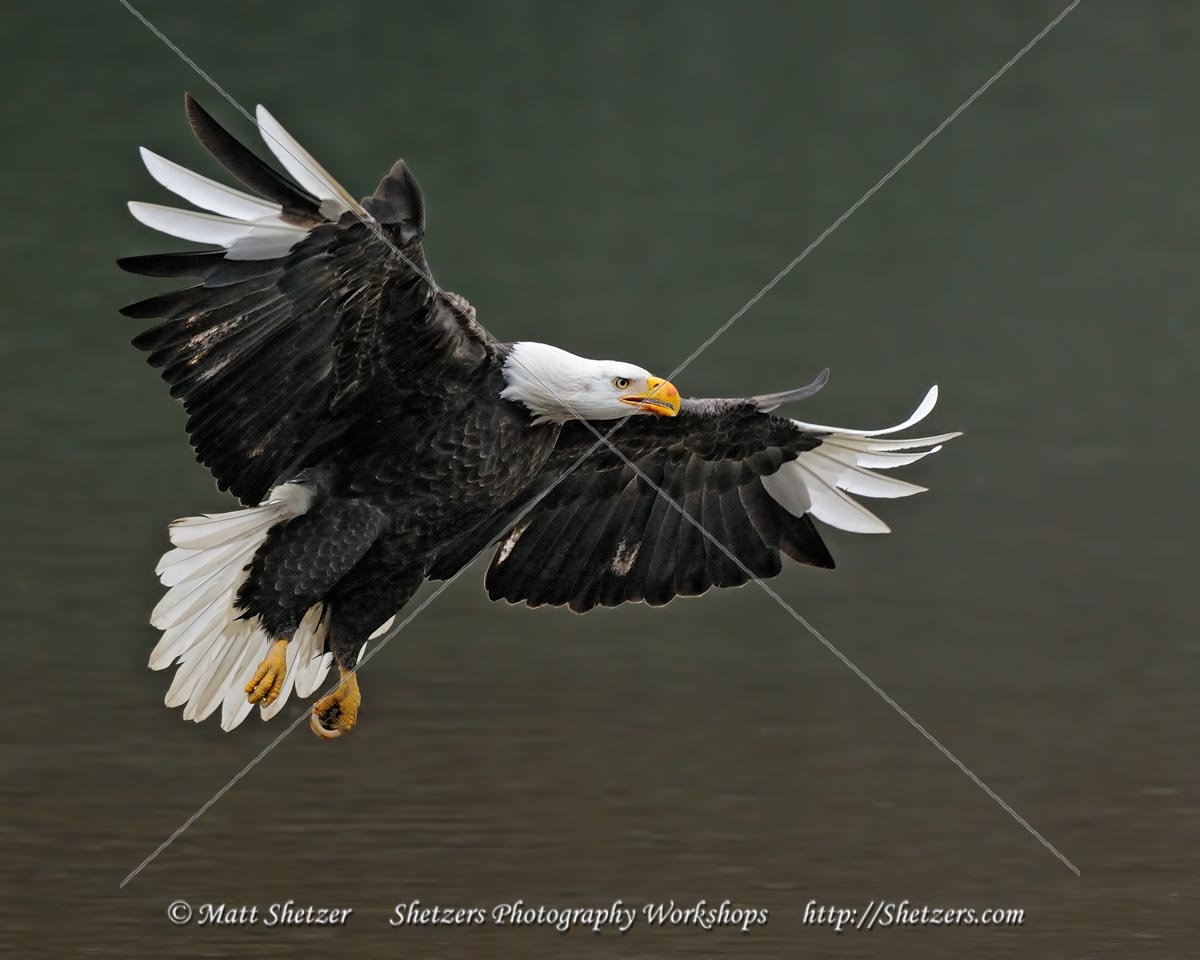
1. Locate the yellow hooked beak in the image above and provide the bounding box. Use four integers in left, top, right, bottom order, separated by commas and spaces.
620, 375, 680, 417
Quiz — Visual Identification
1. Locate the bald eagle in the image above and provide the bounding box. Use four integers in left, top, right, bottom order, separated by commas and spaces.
122, 95, 959, 739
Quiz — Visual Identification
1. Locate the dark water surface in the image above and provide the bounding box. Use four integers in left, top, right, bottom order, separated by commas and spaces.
3, 2, 1197, 957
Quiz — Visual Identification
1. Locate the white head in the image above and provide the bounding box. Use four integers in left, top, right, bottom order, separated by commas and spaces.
500, 342, 681, 425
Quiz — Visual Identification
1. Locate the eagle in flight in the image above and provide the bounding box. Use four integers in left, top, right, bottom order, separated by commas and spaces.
121, 95, 959, 739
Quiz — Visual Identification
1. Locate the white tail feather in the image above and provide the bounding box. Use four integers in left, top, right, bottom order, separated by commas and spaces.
368, 615, 396, 640
258, 631, 302, 721
157, 537, 252, 587
149, 483, 320, 731
258, 604, 329, 721
151, 563, 242, 630
149, 595, 231, 669
294, 651, 334, 700
191, 624, 257, 721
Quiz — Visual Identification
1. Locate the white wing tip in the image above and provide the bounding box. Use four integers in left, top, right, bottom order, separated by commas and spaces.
126, 199, 154, 221
888, 384, 938, 435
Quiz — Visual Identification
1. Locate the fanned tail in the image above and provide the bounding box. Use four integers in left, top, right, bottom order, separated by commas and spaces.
148, 481, 332, 731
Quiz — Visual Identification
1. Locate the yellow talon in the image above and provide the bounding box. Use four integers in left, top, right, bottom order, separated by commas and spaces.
310, 668, 361, 740
245, 638, 289, 705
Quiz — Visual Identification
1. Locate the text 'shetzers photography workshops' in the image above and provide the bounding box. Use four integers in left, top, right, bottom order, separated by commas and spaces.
4, 2, 1193, 958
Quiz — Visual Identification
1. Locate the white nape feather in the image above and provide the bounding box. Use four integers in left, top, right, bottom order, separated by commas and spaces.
127, 201, 308, 260
139, 147, 284, 222
762, 386, 961, 535
148, 482, 321, 732
254, 104, 365, 219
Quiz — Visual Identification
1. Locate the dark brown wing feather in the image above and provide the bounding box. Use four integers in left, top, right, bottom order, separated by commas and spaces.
444, 397, 835, 613
119, 96, 490, 504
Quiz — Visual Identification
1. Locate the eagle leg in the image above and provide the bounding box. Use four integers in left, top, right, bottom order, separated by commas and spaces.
309, 667, 361, 740
245, 638, 289, 705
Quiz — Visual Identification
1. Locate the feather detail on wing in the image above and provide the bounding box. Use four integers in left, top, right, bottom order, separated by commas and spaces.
466, 381, 958, 611
254, 104, 364, 218
119, 94, 491, 504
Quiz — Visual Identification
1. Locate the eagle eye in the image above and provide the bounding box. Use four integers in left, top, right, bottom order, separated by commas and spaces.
613, 376, 631, 390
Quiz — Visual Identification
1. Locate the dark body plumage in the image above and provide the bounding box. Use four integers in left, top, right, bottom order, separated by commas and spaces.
123, 96, 955, 730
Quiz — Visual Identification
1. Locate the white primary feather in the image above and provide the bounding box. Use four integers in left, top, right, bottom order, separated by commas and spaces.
790, 385, 941, 437
822, 440, 944, 470
149, 483, 321, 731
254, 104, 363, 217
761, 465, 812, 518
824, 432, 960, 452
766, 460, 891, 534
127, 201, 307, 260
129, 109, 369, 262
760, 387, 959, 535
801, 448, 927, 499
139, 147, 285, 222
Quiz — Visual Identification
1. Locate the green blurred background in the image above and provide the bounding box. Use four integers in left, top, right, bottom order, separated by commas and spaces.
2, 1, 1196, 957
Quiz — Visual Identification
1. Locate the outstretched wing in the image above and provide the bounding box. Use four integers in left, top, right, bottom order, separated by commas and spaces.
480, 381, 958, 613
120, 94, 491, 504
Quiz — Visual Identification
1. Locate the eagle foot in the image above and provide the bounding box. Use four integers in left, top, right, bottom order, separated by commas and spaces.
245, 638, 289, 705
310, 668, 361, 740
